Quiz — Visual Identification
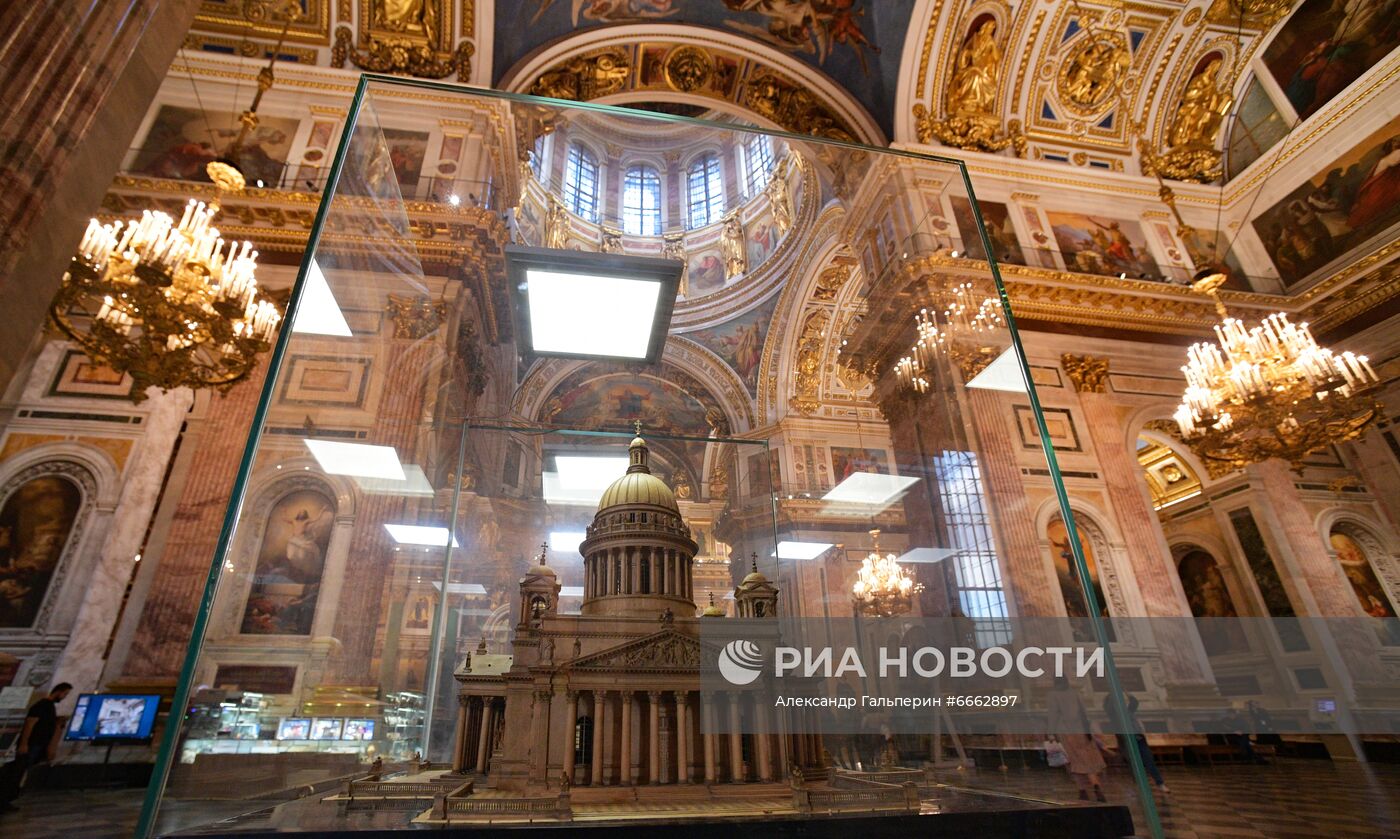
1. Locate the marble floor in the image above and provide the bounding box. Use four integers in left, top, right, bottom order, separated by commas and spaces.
2, 758, 1398, 838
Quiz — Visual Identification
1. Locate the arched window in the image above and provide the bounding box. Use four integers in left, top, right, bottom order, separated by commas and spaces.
564, 143, 599, 221
743, 134, 774, 196
622, 165, 662, 235
687, 153, 724, 229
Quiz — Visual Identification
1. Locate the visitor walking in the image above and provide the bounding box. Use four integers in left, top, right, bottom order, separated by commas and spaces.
1047, 675, 1106, 801
1, 682, 72, 812
1103, 692, 1169, 793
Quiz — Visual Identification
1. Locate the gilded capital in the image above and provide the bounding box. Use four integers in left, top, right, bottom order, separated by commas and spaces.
1061, 353, 1110, 393
387, 294, 448, 339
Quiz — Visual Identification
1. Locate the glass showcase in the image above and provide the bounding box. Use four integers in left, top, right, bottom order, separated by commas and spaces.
136, 76, 1165, 836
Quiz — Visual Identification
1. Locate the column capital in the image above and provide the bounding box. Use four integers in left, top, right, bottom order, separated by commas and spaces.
647, 689, 663, 701
566, 689, 580, 701
1062, 353, 1110, 393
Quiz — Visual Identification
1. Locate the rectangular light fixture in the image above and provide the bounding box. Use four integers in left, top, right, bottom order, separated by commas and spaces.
291, 261, 353, 337
773, 541, 833, 560
383, 524, 459, 547
549, 530, 587, 555
431, 582, 487, 595
822, 472, 920, 506
898, 547, 959, 564
305, 440, 405, 480
559, 586, 585, 598
354, 464, 435, 497
964, 345, 1028, 393
542, 455, 628, 506
507, 245, 681, 363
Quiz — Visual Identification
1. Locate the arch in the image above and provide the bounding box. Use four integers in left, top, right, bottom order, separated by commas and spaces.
0, 457, 101, 632
498, 24, 883, 146
1319, 514, 1399, 619
1031, 496, 1138, 640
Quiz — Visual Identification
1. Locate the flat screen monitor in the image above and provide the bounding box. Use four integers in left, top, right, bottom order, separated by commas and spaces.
342, 719, 375, 740
65, 694, 160, 741
310, 718, 343, 740
277, 717, 311, 740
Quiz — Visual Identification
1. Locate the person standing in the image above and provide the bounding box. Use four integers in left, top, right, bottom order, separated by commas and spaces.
1047, 675, 1106, 802
1, 682, 71, 811
1103, 692, 1169, 794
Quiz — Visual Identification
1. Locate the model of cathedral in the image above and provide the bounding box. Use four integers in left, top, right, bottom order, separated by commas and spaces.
451, 432, 800, 789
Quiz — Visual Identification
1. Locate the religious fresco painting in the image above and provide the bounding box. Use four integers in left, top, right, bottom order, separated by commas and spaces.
1178, 549, 1248, 655
687, 249, 728, 295
830, 446, 887, 482
1046, 212, 1158, 278
950, 196, 1025, 265
1251, 112, 1400, 286
133, 104, 299, 187
1263, 0, 1400, 121
241, 490, 333, 636
543, 372, 712, 437
1331, 530, 1396, 618
746, 216, 781, 267
1047, 516, 1112, 640
0, 475, 81, 628
683, 292, 779, 392
380, 127, 431, 189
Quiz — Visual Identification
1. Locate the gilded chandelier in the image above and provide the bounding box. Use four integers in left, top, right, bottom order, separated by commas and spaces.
1173, 272, 1380, 472
852, 529, 924, 617
894, 282, 1005, 393
48, 163, 282, 402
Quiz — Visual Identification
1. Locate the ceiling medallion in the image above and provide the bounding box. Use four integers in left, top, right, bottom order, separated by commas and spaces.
1056, 34, 1131, 115
664, 45, 714, 93
1173, 272, 1381, 473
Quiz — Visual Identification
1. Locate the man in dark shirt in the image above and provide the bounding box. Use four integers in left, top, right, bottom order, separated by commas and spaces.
2, 682, 71, 811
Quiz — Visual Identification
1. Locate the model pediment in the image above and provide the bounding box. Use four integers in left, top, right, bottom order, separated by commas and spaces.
571, 629, 703, 672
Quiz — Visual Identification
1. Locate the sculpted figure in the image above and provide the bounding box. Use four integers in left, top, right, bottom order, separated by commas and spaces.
948, 20, 1001, 117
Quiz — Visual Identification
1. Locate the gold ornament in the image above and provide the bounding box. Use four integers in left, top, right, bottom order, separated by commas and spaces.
1062, 353, 1110, 393
1146, 58, 1232, 183
529, 48, 631, 101
663, 45, 714, 93
720, 210, 746, 279
387, 294, 448, 339
792, 309, 829, 415
1058, 36, 1130, 113
915, 19, 1025, 155
331, 25, 472, 80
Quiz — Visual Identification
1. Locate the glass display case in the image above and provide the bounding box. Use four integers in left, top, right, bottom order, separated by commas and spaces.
136, 76, 1158, 837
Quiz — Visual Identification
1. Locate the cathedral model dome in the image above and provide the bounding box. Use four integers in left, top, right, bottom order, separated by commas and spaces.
577, 431, 698, 617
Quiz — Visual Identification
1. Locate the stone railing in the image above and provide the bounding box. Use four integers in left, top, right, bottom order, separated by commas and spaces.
793, 781, 919, 814
829, 767, 926, 788
432, 790, 572, 822
348, 777, 470, 800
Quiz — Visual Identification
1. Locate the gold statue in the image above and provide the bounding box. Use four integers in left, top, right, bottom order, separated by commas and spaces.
544, 198, 569, 249
600, 226, 623, 254
662, 232, 688, 296
947, 20, 1000, 117
373, 0, 436, 39
721, 211, 745, 279
1169, 59, 1231, 150
766, 155, 794, 236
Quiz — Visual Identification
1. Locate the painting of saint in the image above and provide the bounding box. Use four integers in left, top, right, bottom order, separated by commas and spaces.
950, 196, 1025, 266
687, 252, 727, 294
1046, 212, 1158, 278
133, 105, 299, 187
722, 0, 879, 72
685, 293, 778, 392
1251, 113, 1400, 286
746, 219, 780, 266
381, 128, 430, 190
241, 490, 333, 635
830, 446, 887, 482
1177, 550, 1248, 655
1263, 0, 1400, 121
1331, 531, 1396, 618
0, 476, 82, 628
1047, 516, 1112, 640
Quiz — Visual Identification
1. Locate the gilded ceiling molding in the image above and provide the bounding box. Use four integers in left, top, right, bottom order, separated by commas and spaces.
1204, 0, 1293, 30
496, 24, 883, 146
193, 0, 332, 45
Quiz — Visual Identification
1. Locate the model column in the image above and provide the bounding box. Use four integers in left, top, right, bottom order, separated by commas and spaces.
563, 691, 579, 785
475, 699, 494, 773
727, 692, 744, 781
647, 690, 662, 784
451, 695, 470, 773
591, 690, 606, 784
674, 690, 690, 783
754, 701, 773, 781
619, 690, 633, 785
702, 697, 717, 783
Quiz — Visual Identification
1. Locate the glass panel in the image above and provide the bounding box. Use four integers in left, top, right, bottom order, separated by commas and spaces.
139, 78, 1159, 837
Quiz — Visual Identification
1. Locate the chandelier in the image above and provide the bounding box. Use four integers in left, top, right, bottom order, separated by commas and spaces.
48, 162, 282, 402
894, 281, 1005, 393
852, 529, 924, 617
1173, 271, 1380, 472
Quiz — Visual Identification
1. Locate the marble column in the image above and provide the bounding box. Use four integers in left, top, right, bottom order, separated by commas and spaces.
563, 691, 579, 783
647, 690, 661, 784
1078, 388, 1209, 684
619, 690, 633, 785
591, 690, 606, 784
53, 387, 191, 694
754, 701, 773, 782
674, 690, 690, 782
123, 365, 268, 678
451, 695, 470, 773
476, 700, 494, 772
728, 693, 744, 781
1255, 461, 1383, 681
967, 390, 1060, 616
0, 0, 201, 393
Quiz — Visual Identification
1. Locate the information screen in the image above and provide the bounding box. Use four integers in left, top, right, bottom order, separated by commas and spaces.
65, 694, 160, 741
